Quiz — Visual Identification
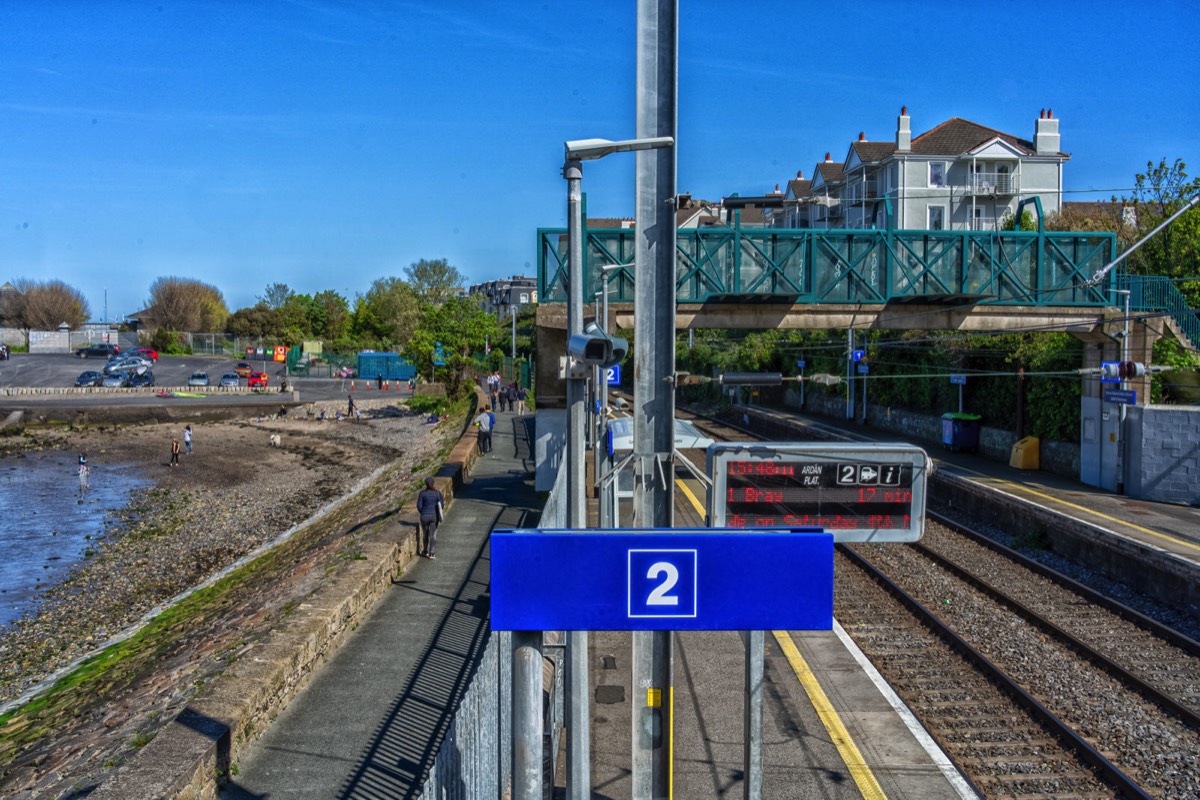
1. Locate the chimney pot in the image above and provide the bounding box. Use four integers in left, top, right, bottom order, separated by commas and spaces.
774, 184, 780, 194
797, 169, 803, 179
824, 152, 831, 162
1048, 108, 1053, 119
901, 105, 907, 115
1040, 108, 1045, 119
858, 132, 866, 141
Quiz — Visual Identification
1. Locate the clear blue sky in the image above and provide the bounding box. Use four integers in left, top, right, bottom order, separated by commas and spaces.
1, 1, 1197, 320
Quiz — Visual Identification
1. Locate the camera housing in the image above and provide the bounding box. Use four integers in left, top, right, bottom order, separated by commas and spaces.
565, 322, 628, 371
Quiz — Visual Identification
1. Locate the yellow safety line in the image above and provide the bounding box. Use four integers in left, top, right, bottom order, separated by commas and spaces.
772, 630, 889, 800
941, 461, 1200, 553
674, 478, 706, 519
673, 476, 885, 797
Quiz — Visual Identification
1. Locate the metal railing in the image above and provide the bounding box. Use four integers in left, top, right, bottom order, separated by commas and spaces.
969, 171, 1019, 195
539, 226, 1118, 308
414, 463, 567, 799
1117, 272, 1200, 351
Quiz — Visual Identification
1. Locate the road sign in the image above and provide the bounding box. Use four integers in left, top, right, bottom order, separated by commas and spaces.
949, 373, 967, 385
1105, 388, 1137, 405
490, 529, 832, 631
856, 363, 869, 375
707, 442, 931, 542
605, 364, 621, 385
851, 349, 866, 362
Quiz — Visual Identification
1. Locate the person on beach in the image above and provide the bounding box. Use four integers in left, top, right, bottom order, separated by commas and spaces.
415, 477, 444, 559
184, 424, 193, 455
78, 452, 89, 488
348, 394, 358, 423
170, 437, 181, 467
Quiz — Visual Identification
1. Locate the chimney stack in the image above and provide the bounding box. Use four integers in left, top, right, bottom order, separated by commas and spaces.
858, 131, 866, 142
1034, 107, 1060, 154
824, 152, 832, 162
896, 105, 911, 152
796, 170, 803, 179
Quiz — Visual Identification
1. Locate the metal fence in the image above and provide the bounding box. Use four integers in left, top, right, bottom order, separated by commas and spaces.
415, 463, 566, 799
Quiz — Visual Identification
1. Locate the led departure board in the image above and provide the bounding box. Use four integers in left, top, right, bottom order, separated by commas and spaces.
707, 442, 931, 542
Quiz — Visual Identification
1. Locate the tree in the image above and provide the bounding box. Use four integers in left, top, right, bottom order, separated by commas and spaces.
311, 289, 351, 343
259, 282, 293, 310
351, 277, 422, 348
404, 258, 464, 304
406, 297, 501, 396
225, 302, 283, 339
146, 277, 229, 332
1122, 158, 1200, 305
9, 278, 90, 329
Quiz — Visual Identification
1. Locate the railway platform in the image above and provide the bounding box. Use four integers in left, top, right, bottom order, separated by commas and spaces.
725, 402, 1200, 616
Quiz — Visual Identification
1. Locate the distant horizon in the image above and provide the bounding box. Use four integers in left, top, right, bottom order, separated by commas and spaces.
2, 1, 1195, 318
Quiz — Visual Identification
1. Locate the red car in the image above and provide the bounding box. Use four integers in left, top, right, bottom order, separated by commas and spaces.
247, 371, 268, 388
135, 347, 158, 363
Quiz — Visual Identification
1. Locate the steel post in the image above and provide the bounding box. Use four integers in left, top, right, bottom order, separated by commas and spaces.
632, 0, 677, 796
564, 157, 591, 799
743, 630, 763, 800
511, 631, 543, 800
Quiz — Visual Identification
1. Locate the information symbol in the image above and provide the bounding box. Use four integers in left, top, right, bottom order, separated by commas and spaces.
880, 465, 902, 486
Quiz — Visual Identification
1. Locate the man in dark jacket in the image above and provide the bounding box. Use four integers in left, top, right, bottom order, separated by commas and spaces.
415, 477, 444, 558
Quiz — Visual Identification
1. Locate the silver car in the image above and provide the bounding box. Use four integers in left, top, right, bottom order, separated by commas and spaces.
187, 371, 210, 387
103, 356, 152, 375
219, 372, 240, 387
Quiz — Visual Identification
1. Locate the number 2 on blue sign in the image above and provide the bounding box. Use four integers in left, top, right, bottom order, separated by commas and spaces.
629, 549, 696, 618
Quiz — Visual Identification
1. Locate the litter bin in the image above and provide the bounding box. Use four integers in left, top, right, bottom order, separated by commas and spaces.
941, 412, 982, 453
1010, 436, 1040, 470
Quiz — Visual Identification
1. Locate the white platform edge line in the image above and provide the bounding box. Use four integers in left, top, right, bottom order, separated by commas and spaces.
832, 619, 980, 800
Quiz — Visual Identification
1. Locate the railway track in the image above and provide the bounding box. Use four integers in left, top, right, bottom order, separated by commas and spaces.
670, 404, 1200, 799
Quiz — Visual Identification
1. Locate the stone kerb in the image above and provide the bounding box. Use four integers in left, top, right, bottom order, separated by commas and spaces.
89, 389, 488, 800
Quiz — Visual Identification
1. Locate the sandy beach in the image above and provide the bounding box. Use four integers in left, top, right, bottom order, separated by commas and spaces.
0, 395, 458, 797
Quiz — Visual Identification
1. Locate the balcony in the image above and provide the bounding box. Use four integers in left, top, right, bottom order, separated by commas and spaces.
845, 179, 880, 207
971, 216, 999, 231
968, 171, 1019, 195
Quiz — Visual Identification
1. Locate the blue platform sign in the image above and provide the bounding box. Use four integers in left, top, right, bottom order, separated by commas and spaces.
605, 364, 621, 385
490, 528, 833, 631
856, 363, 869, 375
796, 359, 806, 369
851, 349, 866, 362
1105, 388, 1137, 405
1100, 361, 1120, 384
949, 373, 967, 385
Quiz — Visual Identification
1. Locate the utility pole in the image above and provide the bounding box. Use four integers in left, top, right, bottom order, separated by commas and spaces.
632, 1, 677, 796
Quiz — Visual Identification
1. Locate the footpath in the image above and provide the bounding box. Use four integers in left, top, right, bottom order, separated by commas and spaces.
220, 403, 541, 799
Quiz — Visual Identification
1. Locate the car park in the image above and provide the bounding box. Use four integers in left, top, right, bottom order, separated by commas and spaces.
101, 372, 131, 388
75, 370, 104, 387
103, 356, 152, 374
235, 361, 253, 378
219, 372, 240, 387
76, 343, 120, 359
247, 371, 268, 388
187, 371, 210, 387
128, 370, 155, 387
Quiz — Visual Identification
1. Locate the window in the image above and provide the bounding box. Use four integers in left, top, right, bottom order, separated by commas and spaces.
929, 161, 947, 188
928, 206, 945, 231
519, 293, 529, 304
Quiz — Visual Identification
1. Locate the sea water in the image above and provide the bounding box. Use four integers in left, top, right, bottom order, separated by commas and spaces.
0, 451, 151, 629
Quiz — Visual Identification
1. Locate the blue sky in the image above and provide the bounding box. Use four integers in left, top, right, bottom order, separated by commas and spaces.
1, 1, 1197, 320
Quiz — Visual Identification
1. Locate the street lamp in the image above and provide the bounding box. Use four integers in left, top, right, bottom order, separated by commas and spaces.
560, 136, 672, 800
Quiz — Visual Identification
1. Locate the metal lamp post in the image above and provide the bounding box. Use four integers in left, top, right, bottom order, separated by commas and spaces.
1111, 288, 1131, 494
558, 135, 673, 800
596, 262, 631, 528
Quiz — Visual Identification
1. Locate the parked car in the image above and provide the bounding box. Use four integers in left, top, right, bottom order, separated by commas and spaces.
219, 372, 240, 387
187, 371, 210, 387
0, 344, 9, 360
75, 343, 120, 359
235, 361, 253, 378
128, 369, 155, 387
247, 371, 268, 389
74, 370, 104, 387
103, 356, 152, 374
101, 372, 131, 388
134, 347, 159, 363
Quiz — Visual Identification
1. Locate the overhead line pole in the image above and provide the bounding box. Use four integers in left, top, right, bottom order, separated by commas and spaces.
632, 1, 677, 797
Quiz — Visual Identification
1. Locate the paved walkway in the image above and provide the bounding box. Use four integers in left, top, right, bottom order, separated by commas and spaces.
223, 407, 541, 799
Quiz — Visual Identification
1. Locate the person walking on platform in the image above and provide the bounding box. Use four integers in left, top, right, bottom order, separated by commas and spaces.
516, 384, 527, 416
474, 406, 493, 453
415, 477, 444, 558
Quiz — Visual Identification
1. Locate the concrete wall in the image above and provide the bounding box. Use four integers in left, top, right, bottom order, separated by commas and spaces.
1127, 405, 1200, 506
